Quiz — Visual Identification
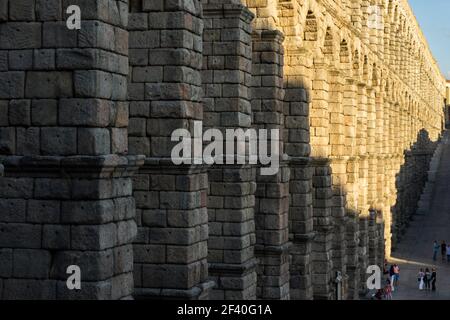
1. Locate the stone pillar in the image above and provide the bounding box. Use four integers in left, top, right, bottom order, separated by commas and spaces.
0, 0, 144, 299
288, 158, 314, 300
330, 157, 348, 299
284, 49, 314, 300
251, 30, 290, 300
345, 156, 360, 300
202, 2, 258, 300
342, 77, 360, 299
311, 159, 334, 300
368, 212, 378, 266
309, 59, 334, 300
329, 68, 348, 299
128, 0, 212, 299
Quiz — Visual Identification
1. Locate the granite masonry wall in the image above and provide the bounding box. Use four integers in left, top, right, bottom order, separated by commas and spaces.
0, 0, 446, 300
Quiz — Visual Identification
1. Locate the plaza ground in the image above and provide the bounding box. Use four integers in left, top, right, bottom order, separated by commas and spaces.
389, 133, 450, 300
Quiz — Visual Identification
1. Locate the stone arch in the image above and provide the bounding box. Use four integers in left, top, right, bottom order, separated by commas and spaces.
304, 10, 319, 43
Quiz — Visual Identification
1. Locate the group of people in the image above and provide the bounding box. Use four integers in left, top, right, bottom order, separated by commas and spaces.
417, 268, 437, 291
372, 240, 448, 300
433, 240, 450, 262
373, 262, 400, 300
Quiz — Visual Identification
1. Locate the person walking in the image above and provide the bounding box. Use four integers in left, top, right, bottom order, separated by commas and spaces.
393, 264, 400, 287
447, 244, 450, 262
433, 241, 439, 261
431, 268, 437, 291
384, 279, 393, 300
418, 269, 425, 290
424, 268, 431, 290
441, 241, 447, 261
389, 264, 395, 291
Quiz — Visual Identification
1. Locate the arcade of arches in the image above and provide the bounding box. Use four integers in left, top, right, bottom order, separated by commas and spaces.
0, 0, 446, 300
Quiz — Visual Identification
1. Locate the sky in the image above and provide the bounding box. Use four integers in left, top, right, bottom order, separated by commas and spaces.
409, 0, 450, 79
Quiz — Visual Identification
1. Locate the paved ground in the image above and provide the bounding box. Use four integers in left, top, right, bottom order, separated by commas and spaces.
388, 134, 450, 300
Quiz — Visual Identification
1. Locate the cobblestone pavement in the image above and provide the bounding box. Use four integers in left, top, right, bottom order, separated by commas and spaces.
389, 135, 450, 300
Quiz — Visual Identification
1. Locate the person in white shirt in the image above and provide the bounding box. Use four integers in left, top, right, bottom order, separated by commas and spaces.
418, 269, 425, 290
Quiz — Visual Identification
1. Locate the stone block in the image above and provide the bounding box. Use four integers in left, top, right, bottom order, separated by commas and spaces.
43, 21, 78, 48
113, 245, 134, 274
41, 127, 77, 155
0, 23, 41, 49
35, 178, 71, 200
74, 70, 112, 99
42, 224, 71, 249
8, 50, 33, 70
71, 179, 113, 200
79, 20, 116, 51
142, 262, 201, 289
77, 128, 111, 155
0, 177, 33, 198
36, 0, 62, 21
0, 249, 13, 277
59, 98, 111, 127
110, 272, 133, 299
129, 30, 159, 49
116, 220, 137, 245
26, 72, 73, 98
0, 199, 27, 222
71, 223, 117, 250
130, 101, 150, 118
31, 99, 58, 125
111, 128, 128, 154
142, 0, 164, 11
10, 0, 36, 21
0, 0, 7, 22
111, 74, 128, 100
0, 51, 7, 71
0, 223, 42, 249
27, 200, 61, 224
113, 101, 129, 127
9, 99, 31, 126
128, 13, 148, 30
17, 127, 40, 155
134, 244, 166, 264
13, 249, 51, 279
34, 49, 56, 70
3, 279, 56, 300
132, 66, 163, 83
0, 127, 16, 154
61, 200, 115, 224
0, 72, 25, 99
129, 49, 149, 66
113, 197, 135, 221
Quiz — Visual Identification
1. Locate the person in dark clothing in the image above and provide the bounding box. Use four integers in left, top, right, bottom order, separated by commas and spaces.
424, 268, 431, 290
383, 260, 389, 275
441, 241, 447, 261
431, 268, 437, 291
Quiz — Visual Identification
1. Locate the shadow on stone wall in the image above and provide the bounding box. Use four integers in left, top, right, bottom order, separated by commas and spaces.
391, 129, 439, 252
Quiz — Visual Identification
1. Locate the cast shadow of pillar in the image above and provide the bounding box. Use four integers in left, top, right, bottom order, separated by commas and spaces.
391, 129, 437, 251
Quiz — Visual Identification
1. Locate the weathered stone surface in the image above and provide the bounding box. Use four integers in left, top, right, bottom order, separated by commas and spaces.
0, 0, 445, 302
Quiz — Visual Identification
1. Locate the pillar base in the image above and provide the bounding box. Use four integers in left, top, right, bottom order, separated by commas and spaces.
209, 258, 258, 300
134, 280, 215, 300
0, 155, 144, 300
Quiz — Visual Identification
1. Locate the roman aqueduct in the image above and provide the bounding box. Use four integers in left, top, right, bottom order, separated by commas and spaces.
0, 0, 446, 299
